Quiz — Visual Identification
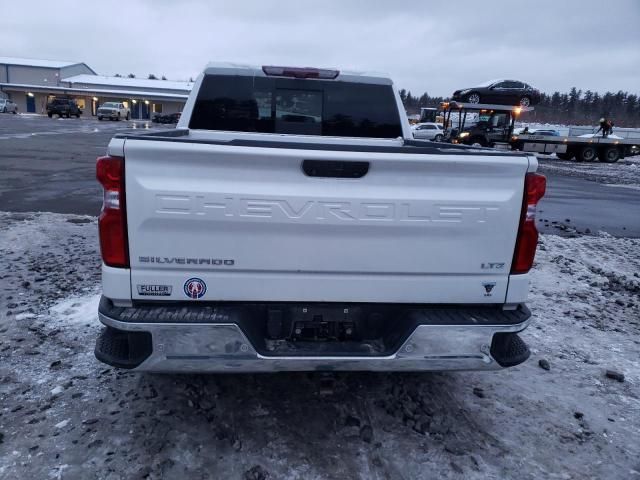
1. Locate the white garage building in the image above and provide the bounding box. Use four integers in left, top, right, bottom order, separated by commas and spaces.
0, 56, 192, 119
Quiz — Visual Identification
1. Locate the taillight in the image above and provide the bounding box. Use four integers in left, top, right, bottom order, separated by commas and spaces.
96, 155, 129, 268
262, 65, 339, 79
511, 173, 546, 274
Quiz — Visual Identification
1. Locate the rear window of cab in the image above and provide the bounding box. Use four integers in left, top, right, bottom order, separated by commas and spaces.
189, 75, 403, 139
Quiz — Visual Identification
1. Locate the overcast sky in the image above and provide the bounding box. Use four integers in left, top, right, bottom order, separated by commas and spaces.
2, 0, 639, 96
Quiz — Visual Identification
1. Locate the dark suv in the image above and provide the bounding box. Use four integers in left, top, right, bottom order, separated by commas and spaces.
152, 112, 182, 124
452, 80, 541, 107
453, 112, 512, 147
46, 98, 82, 118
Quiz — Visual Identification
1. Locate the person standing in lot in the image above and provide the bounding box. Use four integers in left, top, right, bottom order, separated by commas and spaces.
607, 119, 614, 136
596, 117, 609, 137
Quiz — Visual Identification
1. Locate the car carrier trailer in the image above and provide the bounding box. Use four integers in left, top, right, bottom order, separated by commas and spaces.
510, 132, 640, 163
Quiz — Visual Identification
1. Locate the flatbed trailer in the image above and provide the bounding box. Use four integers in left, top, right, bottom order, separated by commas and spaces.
511, 133, 640, 163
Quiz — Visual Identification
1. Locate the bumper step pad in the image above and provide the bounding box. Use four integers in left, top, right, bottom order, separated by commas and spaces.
490, 332, 530, 367
95, 326, 152, 369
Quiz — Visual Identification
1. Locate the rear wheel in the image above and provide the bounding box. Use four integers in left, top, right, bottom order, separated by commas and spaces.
577, 146, 597, 162
519, 96, 531, 107
469, 136, 487, 147
598, 146, 621, 163
467, 93, 481, 104
98, 116, 103, 121
434, 134, 443, 142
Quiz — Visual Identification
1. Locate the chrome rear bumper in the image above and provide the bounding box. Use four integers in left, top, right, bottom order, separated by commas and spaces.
98, 311, 531, 373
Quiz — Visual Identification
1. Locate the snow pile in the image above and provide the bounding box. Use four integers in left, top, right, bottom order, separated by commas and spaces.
577, 133, 624, 139
48, 293, 101, 326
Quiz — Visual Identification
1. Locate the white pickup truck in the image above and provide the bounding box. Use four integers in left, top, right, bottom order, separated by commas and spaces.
94, 63, 545, 373
97, 102, 131, 121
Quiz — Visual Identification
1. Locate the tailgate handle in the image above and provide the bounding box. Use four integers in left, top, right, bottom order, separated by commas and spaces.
302, 160, 369, 178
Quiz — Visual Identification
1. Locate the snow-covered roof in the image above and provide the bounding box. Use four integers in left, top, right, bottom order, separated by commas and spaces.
0, 56, 82, 69
62, 74, 193, 92
0, 82, 189, 101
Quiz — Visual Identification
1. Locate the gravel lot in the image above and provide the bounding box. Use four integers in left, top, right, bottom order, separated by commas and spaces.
1, 216, 639, 480
0, 116, 639, 479
538, 154, 640, 187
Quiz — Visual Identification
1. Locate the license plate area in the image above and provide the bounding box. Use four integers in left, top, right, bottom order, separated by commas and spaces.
268, 305, 372, 342
292, 316, 357, 342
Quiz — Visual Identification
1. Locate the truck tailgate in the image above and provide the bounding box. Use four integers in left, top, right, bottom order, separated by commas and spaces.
124, 139, 529, 304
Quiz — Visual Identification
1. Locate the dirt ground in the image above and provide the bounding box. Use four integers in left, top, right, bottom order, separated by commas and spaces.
0, 211, 638, 480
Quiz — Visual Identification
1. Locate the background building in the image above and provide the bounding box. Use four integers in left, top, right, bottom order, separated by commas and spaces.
0, 56, 192, 119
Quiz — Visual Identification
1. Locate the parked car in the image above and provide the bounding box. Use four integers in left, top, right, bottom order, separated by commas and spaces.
47, 98, 82, 118
152, 112, 181, 124
97, 102, 130, 121
411, 122, 444, 141
530, 129, 559, 136
0, 98, 18, 114
94, 62, 546, 374
452, 80, 541, 107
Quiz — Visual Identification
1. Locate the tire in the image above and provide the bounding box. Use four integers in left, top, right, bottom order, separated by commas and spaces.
48, 112, 53, 118
126, 112, 130, 120
598, 146, 621, 163
469, 136, 487, 147
1, 107, 6, 113
556, 152, 573, 160
466, 93, 481, 104
577, 146, 597, 162
117, 113, 121, 121
98, 116, 103, 121
519, 96, 531, 107
434, 134, 443, 142
75, 113, 80, 118
12, 110, 17, 114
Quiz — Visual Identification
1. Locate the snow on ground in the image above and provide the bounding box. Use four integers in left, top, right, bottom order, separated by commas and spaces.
49, 293, 101, 326
538, 155, 640, 187
1, 212, 639, 479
